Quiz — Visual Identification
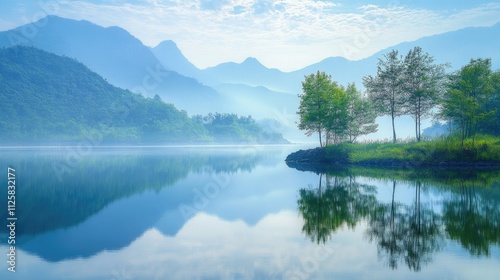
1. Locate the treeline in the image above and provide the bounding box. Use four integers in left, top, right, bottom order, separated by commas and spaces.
192, 113, 285, 143
0, 46, 287, 144
298, 46, 500, 146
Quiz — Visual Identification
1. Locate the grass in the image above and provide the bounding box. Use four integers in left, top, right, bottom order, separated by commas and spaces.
325, 134, 500, 165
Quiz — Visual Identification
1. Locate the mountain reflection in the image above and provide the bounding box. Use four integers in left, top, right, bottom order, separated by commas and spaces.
297, 167, 500, 272
0, 147, 271, 238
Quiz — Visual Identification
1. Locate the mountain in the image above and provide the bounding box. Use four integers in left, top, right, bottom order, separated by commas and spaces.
0, 16, 222, 114
0, 46, 209, 144
203, 23, 500, 94
297, 22, 500, 90
204, 57, 294, 92
379, 22, 500, 70
151, 40, 204, 80
0, 46, 286, 144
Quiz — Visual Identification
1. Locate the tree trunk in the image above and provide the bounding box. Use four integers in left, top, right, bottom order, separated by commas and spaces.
391, 114, 397, 143
391, 180, 396, 228
416, 97, 421, 142
415, 117, 419, 142
417, 117, 422, 142
318, 128, 322, 147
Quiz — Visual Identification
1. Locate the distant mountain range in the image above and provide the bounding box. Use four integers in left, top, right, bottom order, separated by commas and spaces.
198, 22, 500, 94
1, 16, 499, 141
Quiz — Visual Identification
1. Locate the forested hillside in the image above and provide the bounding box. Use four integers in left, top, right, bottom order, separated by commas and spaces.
0, 46, 286, 144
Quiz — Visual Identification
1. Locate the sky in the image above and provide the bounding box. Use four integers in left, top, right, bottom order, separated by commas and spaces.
1, 0, 500, 71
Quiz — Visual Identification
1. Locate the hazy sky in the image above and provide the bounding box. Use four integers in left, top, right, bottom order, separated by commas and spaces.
1, 0, 499, 71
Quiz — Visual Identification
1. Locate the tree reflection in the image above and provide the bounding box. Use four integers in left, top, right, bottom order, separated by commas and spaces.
366, 180, 444, 271
366, 181, 406, 269
298, 174, 378, 244
442, 181, 500, 256
403, 182, 443, 271
295, 166, 500, 272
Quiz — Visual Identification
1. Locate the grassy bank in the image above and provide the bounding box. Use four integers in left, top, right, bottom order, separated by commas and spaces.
325, 135, 500, 165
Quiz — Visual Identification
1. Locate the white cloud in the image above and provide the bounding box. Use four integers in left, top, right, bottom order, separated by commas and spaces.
3, 0, 500, 71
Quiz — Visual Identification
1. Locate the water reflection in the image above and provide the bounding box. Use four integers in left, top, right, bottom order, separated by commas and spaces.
443, 182, 500, 256
0, 147, 272, 237
297, 167, 500, 271
0, 147, 499, 279
0, 147, 281, 262
366, 181, 443, 271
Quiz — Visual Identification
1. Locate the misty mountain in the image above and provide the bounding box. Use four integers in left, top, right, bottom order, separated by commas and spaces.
299, 22, 500, 90
213, 83, 304, 142
204, 57, 294, 92
0, 46, 286, 144
0, 46, 206, 144
213, 83, 298, 119
202, 23, 500, 94
151, 40, 204, 81
0, 16, 222, 114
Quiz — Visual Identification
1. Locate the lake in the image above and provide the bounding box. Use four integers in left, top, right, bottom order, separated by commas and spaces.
0, 145, 499, 279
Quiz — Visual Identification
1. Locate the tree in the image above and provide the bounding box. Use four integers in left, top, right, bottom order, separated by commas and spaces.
438, 58, 495, 144
476, 70, 500, 135
363, 50, 405, 143
298, 71, 331, 147
324, 84, 349, 145
345, 83, 378, 143
402, 47, 447, 142
298, 71, 348, 147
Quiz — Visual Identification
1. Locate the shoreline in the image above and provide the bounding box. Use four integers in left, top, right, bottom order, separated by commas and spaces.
285, 147, 500, 171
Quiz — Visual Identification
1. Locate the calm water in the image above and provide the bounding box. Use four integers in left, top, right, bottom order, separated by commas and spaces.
0, 146, 499, 279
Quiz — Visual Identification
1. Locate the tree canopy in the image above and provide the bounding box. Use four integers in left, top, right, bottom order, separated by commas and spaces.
438, 58, 498, 144
402, 47, 447, 142
363, 50, 405, 143
298, 72, 377, 146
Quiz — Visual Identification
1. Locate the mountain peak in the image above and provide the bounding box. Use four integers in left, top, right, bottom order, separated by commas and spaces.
155, 40, 178, 50
151, 39, 203, 79
242, 57, 262, 65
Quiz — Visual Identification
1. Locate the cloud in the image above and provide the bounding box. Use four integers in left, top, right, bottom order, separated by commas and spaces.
3, 0, 500, 70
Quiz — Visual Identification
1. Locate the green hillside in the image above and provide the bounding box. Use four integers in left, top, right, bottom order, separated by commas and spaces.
0, 46, 286, 144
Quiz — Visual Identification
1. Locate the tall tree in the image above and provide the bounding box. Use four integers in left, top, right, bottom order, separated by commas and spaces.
345, 83, 378, 143
298, 71, 332, 147
438, 58, 495, 144
298, 71, 348, 147
402, 47, 447, 142
363, 50, 405, 143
